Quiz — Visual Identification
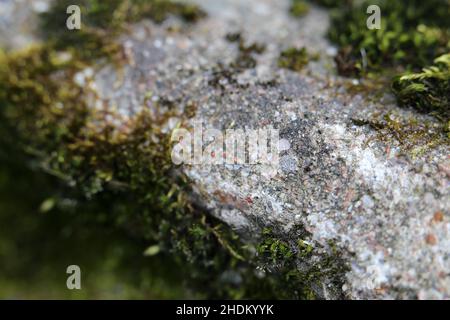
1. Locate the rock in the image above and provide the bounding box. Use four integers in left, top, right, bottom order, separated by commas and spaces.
2, 0, 449, 299
0, 0, 51, 50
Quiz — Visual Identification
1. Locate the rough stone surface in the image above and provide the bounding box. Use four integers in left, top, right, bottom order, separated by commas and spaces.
2, 0, 449, 299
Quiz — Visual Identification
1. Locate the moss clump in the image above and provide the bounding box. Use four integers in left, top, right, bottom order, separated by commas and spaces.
320, 0, 450, 77
0, 47, 88, 158
226, 33, 266, 70
298, 0, 449, 134
206, 34, 267, 92
290, 0, 310, 17
258, 228, 294, 263
351, 112, 448, 155
278, 47, 316, 71
392, 53, 450, 121
41, 0, 205, 30
257, 228, 348, 300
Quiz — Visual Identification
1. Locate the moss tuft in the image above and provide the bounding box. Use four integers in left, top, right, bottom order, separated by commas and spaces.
392, 53, 450, 121
290, 0, 310, 17
322, 0, 450, 77
0, 1, 352, 299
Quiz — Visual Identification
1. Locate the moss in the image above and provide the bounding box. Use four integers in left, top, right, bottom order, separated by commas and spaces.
392, 53, 450, 121
256, 228, 348, 300
41, 0, 205, 30
226, 33, 266, 70
298, 239, 314, 258
310, 0, 348, 8
342, 77, 388, 101
142, 0, 206, 23
0, 158, 194, 299
278, 47, 317, 72
290, 0, 310, 17
317, 0, 450, 77
289, 1, 449, 137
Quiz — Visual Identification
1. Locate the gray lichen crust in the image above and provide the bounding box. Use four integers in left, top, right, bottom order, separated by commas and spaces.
2, 0, 449, 299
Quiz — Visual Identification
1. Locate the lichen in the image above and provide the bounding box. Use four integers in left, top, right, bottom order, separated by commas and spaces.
392, 53, 450, 121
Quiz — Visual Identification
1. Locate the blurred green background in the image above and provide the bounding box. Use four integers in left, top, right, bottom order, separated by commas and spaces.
0, 152, 196, 299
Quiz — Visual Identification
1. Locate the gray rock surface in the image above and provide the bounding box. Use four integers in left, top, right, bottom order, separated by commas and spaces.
2, 0, 449, 299
0, 0, 50, 50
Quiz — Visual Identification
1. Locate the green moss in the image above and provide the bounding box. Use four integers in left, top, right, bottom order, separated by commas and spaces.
290, 1, 449, 136
0, 160, 194, 299
298, 239, 314, 258
256, 228, 347, 300
392, 53, 450, 120
258, 228, 294, 263
137, 0, 206, 23
41, 0, 205, 30
278, 47, 317, 72
445, 120, 450, 138
351, 112, 448, 155
290, 0, 310, 17
0, 39, 330, 302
